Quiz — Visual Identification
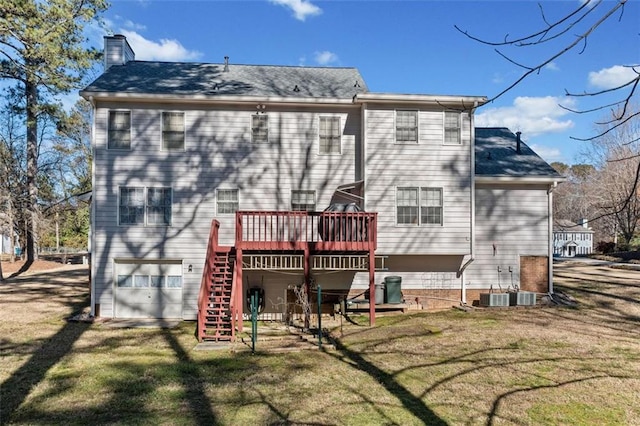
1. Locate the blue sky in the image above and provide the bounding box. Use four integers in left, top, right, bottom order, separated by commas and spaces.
80, 0, 638, 165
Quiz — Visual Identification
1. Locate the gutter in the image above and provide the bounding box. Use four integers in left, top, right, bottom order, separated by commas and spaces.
87, 95, 97, 317
79, 91, 359, 106
548, 181, 557, 294
459, 101, 479, 305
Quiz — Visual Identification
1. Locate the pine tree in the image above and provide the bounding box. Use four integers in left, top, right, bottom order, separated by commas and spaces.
0, 0, 107, 263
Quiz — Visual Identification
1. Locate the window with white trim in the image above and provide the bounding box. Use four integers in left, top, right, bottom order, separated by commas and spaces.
217, 189, 239, 215
108, 110, 131, 149
119, 186, 172, 226
252, 114, 268, 143
444, 111, 461, 144
396, 110, 418, 143
162, 112, 185, 150
291, 190, 316, 211
396, 187, 443, 226
147, 187, 172, 225
319, 116, 341, 154
119, 187, 144, 225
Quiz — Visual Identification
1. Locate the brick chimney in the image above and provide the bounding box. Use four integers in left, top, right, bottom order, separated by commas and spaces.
104, 34, 135, 70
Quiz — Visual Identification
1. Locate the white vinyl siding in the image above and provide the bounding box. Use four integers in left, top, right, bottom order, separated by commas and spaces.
395, 110, 418, 143
319, 116, 341, 154
292, 190, 316, 211
162, 112, 185, 150
108, 111, 131, 149
365, 107, 471, 254
444, 111, 461, 144
252, 114, 268, 143
217, 189, 239, 215
93, 103, 360, 319
466, 184, 549, 289
119, 186, 171, 226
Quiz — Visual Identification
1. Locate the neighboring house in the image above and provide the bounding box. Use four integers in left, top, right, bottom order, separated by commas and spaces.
81, 35, 562, 339
553, 219, 594, 257
0, 213, 17, 256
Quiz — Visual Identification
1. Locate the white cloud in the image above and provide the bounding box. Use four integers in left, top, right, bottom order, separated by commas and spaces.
269, 0, 322, 21
120, 30, 202, 61
476, 96, 575, 136
588, 65, 638, 89
123, 20, 146, 31
544, 62, 559, 71
314, 51, 338, 66
529, 144, 563, 163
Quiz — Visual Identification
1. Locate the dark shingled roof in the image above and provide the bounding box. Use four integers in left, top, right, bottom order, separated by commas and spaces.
475, 128, 561, 178
82, 61, 368, 98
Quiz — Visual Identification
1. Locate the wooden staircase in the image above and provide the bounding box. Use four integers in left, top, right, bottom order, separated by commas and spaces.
198, 220, 237, 342
200, 248, 235, 341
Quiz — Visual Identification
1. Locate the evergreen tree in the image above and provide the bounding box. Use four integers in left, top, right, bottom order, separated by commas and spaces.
0, 0, 107, 263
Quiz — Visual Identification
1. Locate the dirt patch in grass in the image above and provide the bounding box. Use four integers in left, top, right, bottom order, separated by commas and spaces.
1, 258, 68, 277
1, 262, 639, 425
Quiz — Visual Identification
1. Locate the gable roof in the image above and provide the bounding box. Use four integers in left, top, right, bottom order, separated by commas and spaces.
554, 219, 594, 233
81, 61, 368, 100
475, 128, 562, 181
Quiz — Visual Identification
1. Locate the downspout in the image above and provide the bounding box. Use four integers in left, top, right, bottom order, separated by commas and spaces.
88, 96, 97, 317
459, 102, 478, 305
548, 181, 557, 294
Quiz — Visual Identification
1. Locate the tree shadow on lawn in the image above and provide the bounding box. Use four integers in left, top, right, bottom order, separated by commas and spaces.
0, 269, 91, 422
330, 338, 447, 425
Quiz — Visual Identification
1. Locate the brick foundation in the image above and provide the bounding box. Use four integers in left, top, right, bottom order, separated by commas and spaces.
519, 256, 549, 293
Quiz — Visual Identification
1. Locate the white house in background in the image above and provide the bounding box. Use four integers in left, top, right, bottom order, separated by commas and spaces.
553, 219, 594, 257
80, 35, 562, 339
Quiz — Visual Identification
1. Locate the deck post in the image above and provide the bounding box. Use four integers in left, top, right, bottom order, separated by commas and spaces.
236, 248, 243, 332
304, 244, 311, 330
368, 213, 377, 327
235, 212, 244, 332
368, 248, 375, 327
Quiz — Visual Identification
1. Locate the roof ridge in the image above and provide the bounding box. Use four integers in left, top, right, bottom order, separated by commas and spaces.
126, 60, 360, 70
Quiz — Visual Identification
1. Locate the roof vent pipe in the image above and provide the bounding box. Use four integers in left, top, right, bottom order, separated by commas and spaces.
516, 131, 522, 154
224, 56, 229, 72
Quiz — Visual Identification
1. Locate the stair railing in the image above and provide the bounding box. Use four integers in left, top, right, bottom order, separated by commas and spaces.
197, 219, 221, 342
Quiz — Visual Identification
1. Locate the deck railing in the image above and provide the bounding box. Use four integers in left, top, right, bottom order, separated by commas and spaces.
236, 211, 377, 251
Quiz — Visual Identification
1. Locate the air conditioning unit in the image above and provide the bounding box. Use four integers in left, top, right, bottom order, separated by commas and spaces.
480, 293, 510, 307
509, 291, 536, 306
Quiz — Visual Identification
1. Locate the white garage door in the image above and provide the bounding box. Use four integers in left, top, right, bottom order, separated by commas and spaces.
115, 260, 183, 318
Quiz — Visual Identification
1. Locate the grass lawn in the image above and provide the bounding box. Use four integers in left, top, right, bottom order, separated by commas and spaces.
1, 261, 639, 425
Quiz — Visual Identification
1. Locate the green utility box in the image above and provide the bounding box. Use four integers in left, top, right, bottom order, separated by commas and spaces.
384, 276, 403, 304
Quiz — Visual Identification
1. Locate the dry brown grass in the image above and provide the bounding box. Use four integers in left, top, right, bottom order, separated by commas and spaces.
1, 262, 639, 425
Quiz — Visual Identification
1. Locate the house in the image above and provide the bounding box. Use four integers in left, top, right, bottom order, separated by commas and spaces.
80, 35, 562, 340
553, 219, 594, 257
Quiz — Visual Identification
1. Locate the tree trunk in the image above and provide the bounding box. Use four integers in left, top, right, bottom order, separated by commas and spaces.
25, 78, 38, 263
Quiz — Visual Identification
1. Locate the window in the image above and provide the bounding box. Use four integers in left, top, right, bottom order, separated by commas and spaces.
108, 111, 131, 149
319, 116, 341, 154
420, 188, 443, 225
396, 187, 443, 226
217, 189, 239, 215
396, 110, 418, 143
444, 111, 461, 144
252, 114, 268, 143
147, 187, 172, 225
162, 112, 185, 150
119, 187, 145, 225
291, 190, 316, 211
119, 186, 172, 226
